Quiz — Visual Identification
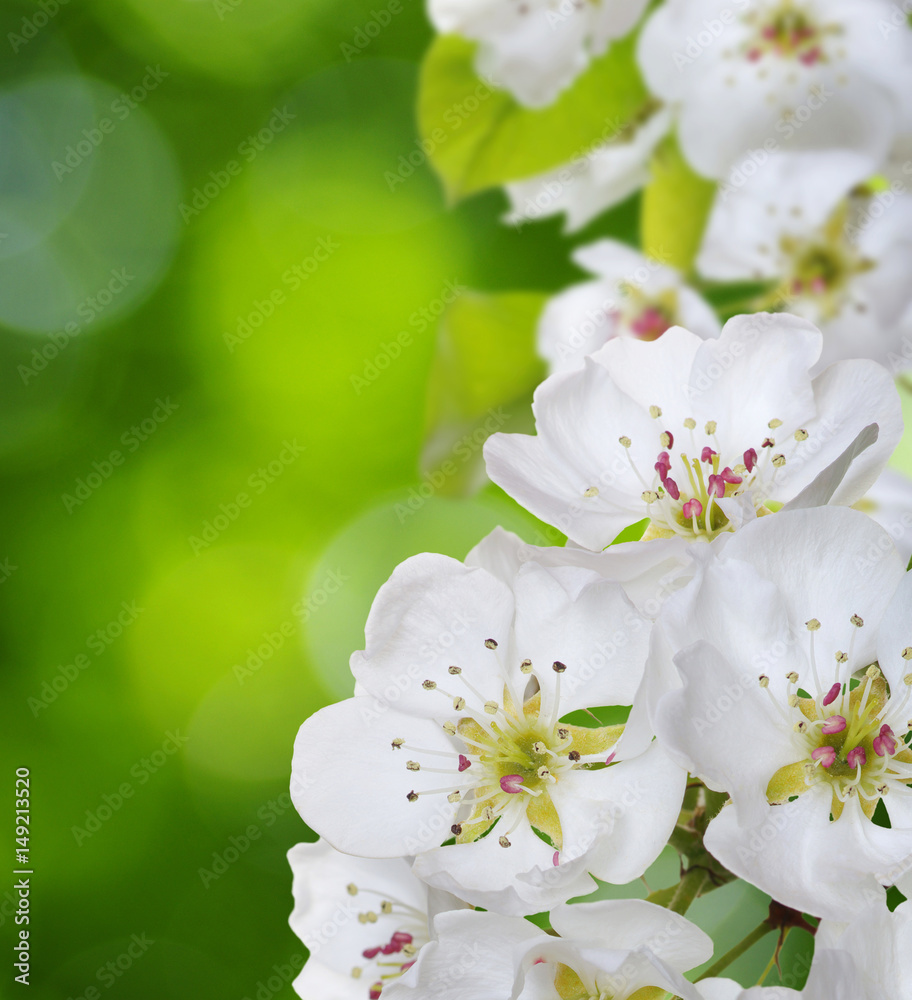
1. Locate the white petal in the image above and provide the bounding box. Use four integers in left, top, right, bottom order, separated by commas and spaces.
781, 424, 881, 511
385, 908, 544, 1000
292, 699, 461, 857
705, 786, 912, 920
484, 358, 654, 549
411, 809, 596, 915
687, 313, 820, 458
873, 561, 912, 701
594, 325, 705, 432
512, 561, 651, 712
550, 898, 712, 971
552, 741, 687, 884
292, 959, 364, 1000
722, 507, 905, 671
776, 359, 903, 505
656, 640, 797, 827
351, 553, 516, 715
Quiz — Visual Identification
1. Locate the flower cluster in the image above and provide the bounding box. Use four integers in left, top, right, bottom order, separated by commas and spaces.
483, 0, 912, 377
287, 308, 912, 998
285, 2, 912, 997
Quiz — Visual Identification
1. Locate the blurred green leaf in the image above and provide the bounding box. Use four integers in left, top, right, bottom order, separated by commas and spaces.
425, 290, 546, 425
419, 34, 650, 200
641, 133, 716, 274
422, 290, 546, 495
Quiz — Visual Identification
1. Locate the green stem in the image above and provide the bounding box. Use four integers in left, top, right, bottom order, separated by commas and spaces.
696, 921, 775, 981
667, 824, 701, 857
666, 867, 709, 915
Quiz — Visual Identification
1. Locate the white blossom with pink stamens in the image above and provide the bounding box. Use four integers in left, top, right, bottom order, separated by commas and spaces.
428, 0, 651, 108
645, 506, 912, 920
290, 530, 685, 916
484, 312, 902, 552
637, 0, 912, 181
535, 241, 720, 376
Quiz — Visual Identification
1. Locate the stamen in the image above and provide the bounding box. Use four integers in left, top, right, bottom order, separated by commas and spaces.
683, 498, 703, 520
500, 775, 525, 794
822, 683, 841, 707
847, 746, 866, 769
874, 725, 897, 757
812, 746, 836, 768
821, 715, 846, 734
549, 661, 565, 730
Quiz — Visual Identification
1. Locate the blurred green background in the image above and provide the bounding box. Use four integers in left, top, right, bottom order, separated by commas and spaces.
0, 2, 576, 996
0, 1, 898, 997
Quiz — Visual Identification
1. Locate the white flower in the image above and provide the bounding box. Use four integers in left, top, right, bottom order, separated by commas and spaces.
649, 506, 912, 919
816, 899, 912, 999
504, 108, 672, 232
696, 949, 862, 999
637, 0, 912, 180
698, 151, 912, 372
288, 840, 460, 1000
535, 240, 721, 376
386, 900, 712, 1000
484, 312, 902, 551
429, 0, 651, 108
291, 531, 685, 915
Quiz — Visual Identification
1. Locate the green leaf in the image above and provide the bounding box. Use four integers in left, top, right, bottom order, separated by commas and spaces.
421, 291, 547, 495
425, 290, 547, 427
609, 517, 649, 546
418, 33, 651, 200
641, 133, 716, 274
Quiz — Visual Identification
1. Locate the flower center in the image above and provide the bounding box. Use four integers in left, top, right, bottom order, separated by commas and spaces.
345, 883, 428, 998
395, 641, 623, 853
742, 3, 835, 65
771, 204, 875, 321
549, 961, 667, 1000
764, 618, 912, 821
615, 285, 679, 343
607, 410, 807, 540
